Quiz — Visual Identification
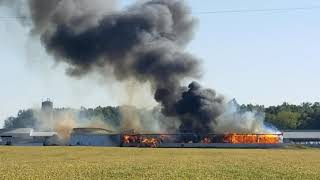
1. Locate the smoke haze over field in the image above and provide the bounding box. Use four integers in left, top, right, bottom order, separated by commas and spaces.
1, 0, 276, 134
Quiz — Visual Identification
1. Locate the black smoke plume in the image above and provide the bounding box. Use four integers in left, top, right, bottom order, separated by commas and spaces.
175, 82, 225, 134
1, 0, 236, 133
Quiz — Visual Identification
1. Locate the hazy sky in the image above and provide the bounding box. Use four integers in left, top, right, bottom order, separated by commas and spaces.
1, 0, 320, 126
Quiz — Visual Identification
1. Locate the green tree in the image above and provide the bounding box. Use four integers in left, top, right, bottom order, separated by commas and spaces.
268, 111, 301, 129
4, 109, 37, 128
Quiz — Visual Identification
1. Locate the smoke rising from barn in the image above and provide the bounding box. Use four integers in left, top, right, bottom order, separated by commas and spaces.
175, 82, 225, 134
1, 0, 275, 134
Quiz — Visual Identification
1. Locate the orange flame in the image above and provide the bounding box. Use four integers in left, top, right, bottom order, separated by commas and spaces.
223, 134, 281, 144
122, 135, 161, 147
141, 137, 159, 148
123, 135, 139, 144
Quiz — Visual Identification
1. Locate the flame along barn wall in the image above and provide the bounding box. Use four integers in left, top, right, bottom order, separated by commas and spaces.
223, 134, 282, 144
120, 133, 283, 147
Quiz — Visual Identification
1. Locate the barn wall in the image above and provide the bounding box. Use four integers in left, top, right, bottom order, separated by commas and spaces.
70, 134, 120, 146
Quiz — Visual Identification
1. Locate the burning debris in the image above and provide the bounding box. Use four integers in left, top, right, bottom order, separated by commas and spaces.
1, 0, 279, 136
122, 135, 162, 148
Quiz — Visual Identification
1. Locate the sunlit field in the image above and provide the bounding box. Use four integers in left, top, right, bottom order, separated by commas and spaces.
0, 147, 319, 179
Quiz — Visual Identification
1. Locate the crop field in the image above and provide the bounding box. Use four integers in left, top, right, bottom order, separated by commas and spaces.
0, 147, 319, 179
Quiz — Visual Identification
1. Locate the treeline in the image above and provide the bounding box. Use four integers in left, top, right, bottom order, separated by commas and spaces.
3, 106, 164, 131
3, 106, 123, 129
240, 102, 320, 130
3, 102, 320, 130
4, 110, 37, 129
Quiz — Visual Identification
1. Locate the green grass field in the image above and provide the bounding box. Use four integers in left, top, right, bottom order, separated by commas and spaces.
0, 147, 319, 179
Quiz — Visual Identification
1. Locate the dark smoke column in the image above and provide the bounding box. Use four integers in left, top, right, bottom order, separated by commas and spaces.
3, 0, 227, 133
174, 82, 225, 134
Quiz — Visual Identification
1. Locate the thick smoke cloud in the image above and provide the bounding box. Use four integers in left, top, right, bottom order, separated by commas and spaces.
1, 0, 274, 134
175, 82, 225, 134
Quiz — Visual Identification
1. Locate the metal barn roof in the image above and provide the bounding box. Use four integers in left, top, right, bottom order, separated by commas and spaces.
0, 128, 57, 137
71, 128, 114, 135
283, 130, 320, 139
30, 131, 57, 137
0, 128, 33, 136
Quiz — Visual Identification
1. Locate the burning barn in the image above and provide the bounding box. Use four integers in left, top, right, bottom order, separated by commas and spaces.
0, 0, 301, 149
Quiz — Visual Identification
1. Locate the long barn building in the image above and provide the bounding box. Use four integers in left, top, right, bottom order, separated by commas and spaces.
1, 128, 320, 147
0, 128, 58, 146
282, 130, 320, 145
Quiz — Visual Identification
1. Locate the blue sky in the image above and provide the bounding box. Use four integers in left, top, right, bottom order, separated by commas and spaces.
1, 0, 320, 126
